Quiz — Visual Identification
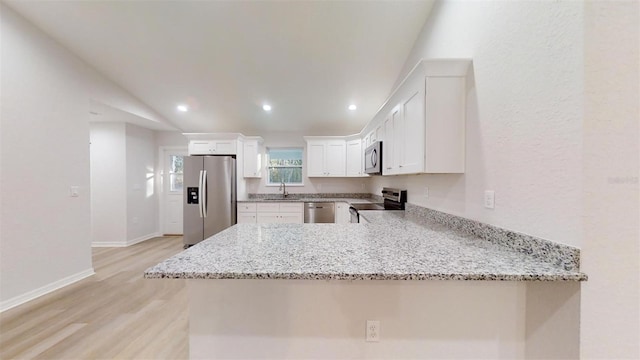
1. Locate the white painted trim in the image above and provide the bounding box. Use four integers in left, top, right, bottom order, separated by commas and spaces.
91, 241, 128, 247
127, 232, 161, 246
91, 231, 161, 248
0, 268, 95, 313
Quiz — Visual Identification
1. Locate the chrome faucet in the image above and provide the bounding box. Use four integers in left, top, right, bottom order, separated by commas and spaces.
279, 181, 289, 198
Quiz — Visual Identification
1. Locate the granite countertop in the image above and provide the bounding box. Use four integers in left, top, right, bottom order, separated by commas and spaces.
145, 210, 587, 281
238, 198, 376, 204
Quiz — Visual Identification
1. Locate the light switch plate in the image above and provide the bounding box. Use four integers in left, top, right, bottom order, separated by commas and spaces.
69, 186, 79, 197
484, 190, 495, 209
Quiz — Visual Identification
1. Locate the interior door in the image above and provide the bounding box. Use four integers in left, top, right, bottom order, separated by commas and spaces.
163, 149, 187, 235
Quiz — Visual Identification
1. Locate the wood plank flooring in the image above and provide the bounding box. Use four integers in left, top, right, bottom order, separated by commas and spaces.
0, 237, 188, 359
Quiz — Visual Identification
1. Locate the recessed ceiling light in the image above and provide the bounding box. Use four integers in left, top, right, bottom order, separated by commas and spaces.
348, 104, 357, 111
263, 104, 272, 112
177, 105, 188, 112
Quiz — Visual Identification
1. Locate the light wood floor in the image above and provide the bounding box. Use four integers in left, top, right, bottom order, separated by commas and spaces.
0, 237, 188, 360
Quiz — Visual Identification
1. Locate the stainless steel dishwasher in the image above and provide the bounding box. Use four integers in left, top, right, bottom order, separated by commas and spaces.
304, 202, 335, 223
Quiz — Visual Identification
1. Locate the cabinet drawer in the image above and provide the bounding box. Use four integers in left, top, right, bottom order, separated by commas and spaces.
257, 203, 280, 212
237, 213, 257, 224
279, 202, 303, 212
238, 203, 257, 213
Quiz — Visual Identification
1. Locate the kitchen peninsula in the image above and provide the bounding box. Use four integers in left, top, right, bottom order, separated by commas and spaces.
145, 204, 586, 359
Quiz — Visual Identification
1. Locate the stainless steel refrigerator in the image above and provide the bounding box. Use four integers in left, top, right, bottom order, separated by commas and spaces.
183, 155, 236, 247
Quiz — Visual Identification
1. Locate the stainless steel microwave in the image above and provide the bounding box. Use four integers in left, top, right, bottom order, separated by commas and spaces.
364, 141, 382, 175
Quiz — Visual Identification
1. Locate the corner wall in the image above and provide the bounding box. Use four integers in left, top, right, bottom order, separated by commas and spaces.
0, 4, 173, 310
1, 5, 93, 309
581, 1, 639, 357
90, 122, 127, 246
125, 124, 158, 243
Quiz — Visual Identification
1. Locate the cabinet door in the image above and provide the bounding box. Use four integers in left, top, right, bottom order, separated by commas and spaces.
335, 202, 350, 224
400, 85, 425, 174
279, 202, 303, 213
325, 141, 346, 176
279, 212, 303, 224
375, 125, 383, 143
257, 213, 280, 224
243, 141, 261, 178
306, 141, 326, 177
346, 139, 363, 176
238, 203, 257, 212
189, 140, 214, 155
425, 76, 466, 173
237, 213, 257, 224
383, 109, 398, 175
214, 140, 236, 155
363, 133, 371, 148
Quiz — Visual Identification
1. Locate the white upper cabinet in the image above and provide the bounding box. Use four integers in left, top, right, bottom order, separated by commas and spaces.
188, 139, 237, 155
184, 133, 243, 155
376, 59, 469, 175
346, 139, 364, 177
243, 137, 263, 178
305, 139, 346, 177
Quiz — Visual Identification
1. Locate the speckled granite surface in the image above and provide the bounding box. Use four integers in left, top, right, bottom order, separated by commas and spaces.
404, 204, 581, 272
145, 213, 587, 281
238, 198, 375, 204
244, 193, 372, 202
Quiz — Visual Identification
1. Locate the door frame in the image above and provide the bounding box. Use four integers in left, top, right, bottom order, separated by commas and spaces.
158, 146, 188, 235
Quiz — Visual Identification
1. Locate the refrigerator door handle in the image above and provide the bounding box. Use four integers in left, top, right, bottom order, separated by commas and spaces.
198, 170, 204, 218
202, 170, 208, 218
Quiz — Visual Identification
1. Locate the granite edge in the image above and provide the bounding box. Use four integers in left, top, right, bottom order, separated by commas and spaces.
405, 203, 582, 272
247, 193, 372, 200
144, 272, 587, 281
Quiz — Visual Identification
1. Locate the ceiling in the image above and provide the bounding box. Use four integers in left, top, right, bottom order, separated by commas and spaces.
5, 0, 434, 135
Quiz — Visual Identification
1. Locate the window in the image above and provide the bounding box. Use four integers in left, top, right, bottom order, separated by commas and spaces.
169, 155, 184, 192
267, 148, 303, 185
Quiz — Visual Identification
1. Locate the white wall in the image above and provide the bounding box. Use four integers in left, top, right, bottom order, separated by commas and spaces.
1, 5, 93, 309
0, 4, 174, 310
245, 133, 370, 195
156, 131, 188, 147
90, 122, 127, 246
368, 1, 584, 248
581, 1, 639, 358
365, 1, 639, 358
190, 280, 527, 359
125, 123, 158, 242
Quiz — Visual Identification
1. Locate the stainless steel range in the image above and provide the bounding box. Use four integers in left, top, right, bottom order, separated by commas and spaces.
349, 187, 407, 223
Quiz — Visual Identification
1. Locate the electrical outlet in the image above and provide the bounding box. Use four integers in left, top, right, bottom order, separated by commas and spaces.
484, 190, 495, 209
423, 187, 429, 198
366, 320, 380, 342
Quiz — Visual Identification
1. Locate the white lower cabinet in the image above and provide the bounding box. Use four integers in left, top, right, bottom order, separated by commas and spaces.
335, 202, 350, 224
240, 202, 303, 224
237, 213, 257, 224
237, 203, 258, 224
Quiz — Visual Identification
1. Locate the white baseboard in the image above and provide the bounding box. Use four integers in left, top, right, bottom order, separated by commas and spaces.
91, 241, 127, 247
0, 268, 95, 313
91, 232, 161, 248
126, 232, 162, 246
